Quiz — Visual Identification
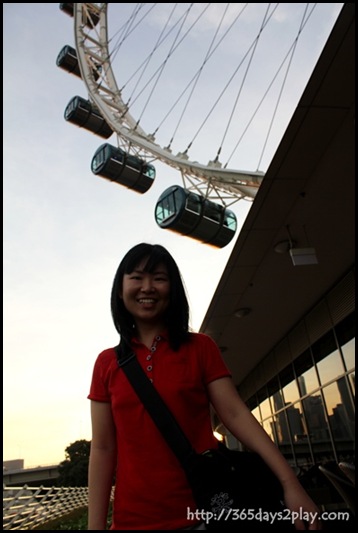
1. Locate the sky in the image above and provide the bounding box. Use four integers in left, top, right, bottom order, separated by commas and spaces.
3, 3, 343, 468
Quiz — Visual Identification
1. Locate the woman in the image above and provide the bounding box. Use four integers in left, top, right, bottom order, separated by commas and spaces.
88, 243, 321, 530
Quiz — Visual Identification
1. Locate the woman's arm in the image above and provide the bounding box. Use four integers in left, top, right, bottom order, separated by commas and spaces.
88, 400, 117, 530
207, 377, 322, 530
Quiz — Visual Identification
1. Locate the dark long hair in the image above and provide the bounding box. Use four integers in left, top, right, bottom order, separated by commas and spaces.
111, 243, 190, 355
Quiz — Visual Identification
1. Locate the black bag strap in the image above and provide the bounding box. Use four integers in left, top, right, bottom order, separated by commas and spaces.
116, 347, 197, 469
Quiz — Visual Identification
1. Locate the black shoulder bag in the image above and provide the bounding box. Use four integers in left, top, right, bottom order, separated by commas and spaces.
118, 349, 293, 531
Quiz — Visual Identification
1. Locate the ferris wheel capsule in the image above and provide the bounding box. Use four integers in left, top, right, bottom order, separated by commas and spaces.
56, 45, 101, 80
56, 45, 81, 77
59, 3, 100, 28
64, 96, 113, 139
154, 185, 237, 248
91, 143, 156, 194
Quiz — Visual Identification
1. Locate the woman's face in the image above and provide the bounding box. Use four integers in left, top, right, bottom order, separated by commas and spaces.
121, 259, 170, 326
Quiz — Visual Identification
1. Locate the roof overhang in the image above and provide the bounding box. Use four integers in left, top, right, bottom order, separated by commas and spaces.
200, 4, 355, 387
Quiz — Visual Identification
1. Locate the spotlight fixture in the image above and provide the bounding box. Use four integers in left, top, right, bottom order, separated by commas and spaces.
234, 308, 251, 318
275, 225, 318, 266
289, 247, 318, 266
274, 240, 296, 254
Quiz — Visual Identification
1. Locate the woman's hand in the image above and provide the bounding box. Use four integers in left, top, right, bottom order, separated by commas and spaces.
282, 480, 322, 530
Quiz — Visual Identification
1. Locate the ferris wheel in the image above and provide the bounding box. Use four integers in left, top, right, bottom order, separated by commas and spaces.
57, 3, 325, 247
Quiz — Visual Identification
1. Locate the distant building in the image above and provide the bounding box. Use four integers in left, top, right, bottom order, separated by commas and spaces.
3, 459, 24, 471
3, 462, 59, 487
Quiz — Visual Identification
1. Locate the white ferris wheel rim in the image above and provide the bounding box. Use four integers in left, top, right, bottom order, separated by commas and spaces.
73, 3, 265, 202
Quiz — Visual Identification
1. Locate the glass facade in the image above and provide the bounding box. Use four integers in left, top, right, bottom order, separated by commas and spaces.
247, 312, 355, 468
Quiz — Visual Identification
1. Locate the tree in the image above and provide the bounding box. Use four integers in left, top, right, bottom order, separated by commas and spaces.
57, 439, 91, 487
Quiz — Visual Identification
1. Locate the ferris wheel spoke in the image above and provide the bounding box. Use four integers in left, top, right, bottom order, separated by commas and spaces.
72, 3, 263, 204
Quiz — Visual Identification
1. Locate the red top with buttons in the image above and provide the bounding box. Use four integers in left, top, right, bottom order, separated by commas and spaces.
88, 332, 231, 530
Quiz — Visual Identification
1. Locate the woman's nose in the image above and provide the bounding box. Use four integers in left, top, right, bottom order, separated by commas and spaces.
140, 276, 154, 292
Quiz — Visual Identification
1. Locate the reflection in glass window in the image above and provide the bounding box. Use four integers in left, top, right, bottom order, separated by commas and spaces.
348, 372, 355, 395
280, 365, 299, 405
252, 406, 261, 422
294, 349, 319, 395
246, 311, 355, 467
302, 393, 332, 455
274, 412, 294, 463
282, 380, 299, 405
322, 378, 355, 442
271, 390, 285, 412
297, 370, 319, 396
335, 312, 355, 371
286, 403, 305, 442
317, 349, 345, 386
267, 377, 284, 411
259, 398, 271, 420
288, 401, 313, 466
274, 410, 291, 445
262, 417, 276, 443
341, 338, 355, 371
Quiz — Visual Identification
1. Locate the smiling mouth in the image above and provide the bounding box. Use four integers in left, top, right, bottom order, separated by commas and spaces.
138, 298, 156, 304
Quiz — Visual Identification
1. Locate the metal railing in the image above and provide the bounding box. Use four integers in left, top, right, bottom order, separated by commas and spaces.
3, 485, 89, 530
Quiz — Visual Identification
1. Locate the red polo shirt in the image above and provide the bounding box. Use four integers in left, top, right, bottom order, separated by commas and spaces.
88, 332, 231, 530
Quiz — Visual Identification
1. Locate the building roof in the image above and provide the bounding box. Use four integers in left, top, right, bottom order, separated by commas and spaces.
200, 3, 355, 387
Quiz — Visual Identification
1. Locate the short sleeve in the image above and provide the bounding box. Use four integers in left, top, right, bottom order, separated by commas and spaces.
194, 333, 232, 384
87, 348, 117, 402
